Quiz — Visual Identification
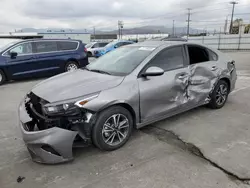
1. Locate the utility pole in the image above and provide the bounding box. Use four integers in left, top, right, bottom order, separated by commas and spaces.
118, 20, 124, 39
172, 20, 175, 36
229, 1, 238, 34
224, 16, 228, 34
186, 8, 192, 40
118, 21, 120, 39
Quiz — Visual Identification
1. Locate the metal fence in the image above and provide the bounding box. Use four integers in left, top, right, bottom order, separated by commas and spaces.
188, 34, 250, 50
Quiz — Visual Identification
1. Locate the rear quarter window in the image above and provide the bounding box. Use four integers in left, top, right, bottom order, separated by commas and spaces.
58, 41, 78, 51
208, 49, 218, 61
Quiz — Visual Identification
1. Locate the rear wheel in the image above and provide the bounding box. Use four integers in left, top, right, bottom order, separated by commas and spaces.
65, 61, 79, 72
0, 70, 6, 85
92, 106, 133, 151
208, 80, 229, 109
87, 52, 92, 57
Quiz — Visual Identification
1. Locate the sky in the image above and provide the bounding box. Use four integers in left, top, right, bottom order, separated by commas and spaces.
0, 0, 250, 32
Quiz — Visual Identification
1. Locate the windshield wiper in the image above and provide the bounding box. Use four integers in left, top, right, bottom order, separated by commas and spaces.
89, 69, 111, 75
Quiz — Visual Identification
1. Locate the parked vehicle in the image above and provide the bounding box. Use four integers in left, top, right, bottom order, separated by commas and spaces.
0, 39, 88, 85
85, 42, 108, 57
148, 36, 187, 42
94, 40, 134, 57
19, 41, 236, 164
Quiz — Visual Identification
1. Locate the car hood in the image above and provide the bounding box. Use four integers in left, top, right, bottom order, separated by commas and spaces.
31, 69, 124, 103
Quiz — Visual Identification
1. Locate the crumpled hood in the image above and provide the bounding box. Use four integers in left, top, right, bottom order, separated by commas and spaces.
31, 69, 124, 103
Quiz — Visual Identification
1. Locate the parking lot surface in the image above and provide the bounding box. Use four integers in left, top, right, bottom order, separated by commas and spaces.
1, 53, 250, 188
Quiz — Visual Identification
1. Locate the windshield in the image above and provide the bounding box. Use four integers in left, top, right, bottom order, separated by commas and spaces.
0, 41, 19, 52
86, 46, 155, 76
85, 43, 94, 48
104, 41, 117, 49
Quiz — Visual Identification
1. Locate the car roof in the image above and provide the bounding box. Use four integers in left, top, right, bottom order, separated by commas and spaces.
19, 38, 82, 42
130, 41, 187, 48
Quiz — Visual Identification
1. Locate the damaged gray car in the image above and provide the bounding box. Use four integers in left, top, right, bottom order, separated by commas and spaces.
18, 41, 237, 164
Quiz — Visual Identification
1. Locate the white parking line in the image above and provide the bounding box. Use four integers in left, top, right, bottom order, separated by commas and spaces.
231, 86, 250, 94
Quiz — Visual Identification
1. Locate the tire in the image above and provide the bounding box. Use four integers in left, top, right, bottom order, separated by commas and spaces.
92, 106, 133, 151
0, 69, 6, 85
87, 52, 92, 57
208, 80, 229, 109
65, 61, 79, 72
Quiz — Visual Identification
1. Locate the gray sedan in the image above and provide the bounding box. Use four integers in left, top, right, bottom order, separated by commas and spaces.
18, 41, 237, 164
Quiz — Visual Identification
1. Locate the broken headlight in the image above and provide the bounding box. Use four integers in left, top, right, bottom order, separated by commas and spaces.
43, 94, 99, 116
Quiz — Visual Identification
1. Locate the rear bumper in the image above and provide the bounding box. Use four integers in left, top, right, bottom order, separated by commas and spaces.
79, 56, 89, 67
19, 100, 78, 164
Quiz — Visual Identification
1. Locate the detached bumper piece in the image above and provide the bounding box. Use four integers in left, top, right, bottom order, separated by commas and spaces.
18, 93, 94, 164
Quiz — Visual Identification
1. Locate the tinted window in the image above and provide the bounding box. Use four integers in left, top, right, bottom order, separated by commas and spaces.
122, 42, 132, 46
9, 42, 32, 55
187, 46, 209, 64
148, 46, 184, 71
116, 42, 124, 48
99, 43, 108, 47
58, 41, 78, 51
92, 43, 99, 48
87, 46, 154, 76
36, 41, 57, 53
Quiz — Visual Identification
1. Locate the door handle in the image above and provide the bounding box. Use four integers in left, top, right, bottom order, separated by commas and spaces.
178, 74, 188, 79
211, 66, 218, 71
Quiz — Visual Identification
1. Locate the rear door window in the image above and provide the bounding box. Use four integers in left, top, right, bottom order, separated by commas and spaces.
35, 41, 57, 53
99, 43, 108, 47
58, 41, 78, 51
187, 45, 210, 64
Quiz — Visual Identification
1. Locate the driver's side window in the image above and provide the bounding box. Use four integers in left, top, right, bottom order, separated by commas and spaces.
148, 46, 185, 71
9, 43, 32, 55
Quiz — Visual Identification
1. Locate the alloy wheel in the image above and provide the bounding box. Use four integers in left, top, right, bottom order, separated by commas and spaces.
102, 114, 130, 146
215, 84, 228, 106
66, 63, 78, 72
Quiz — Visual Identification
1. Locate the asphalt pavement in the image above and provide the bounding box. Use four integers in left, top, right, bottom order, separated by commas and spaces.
0, 53, 250, 188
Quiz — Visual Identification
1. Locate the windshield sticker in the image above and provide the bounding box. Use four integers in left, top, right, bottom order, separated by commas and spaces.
138, 47, 155, 51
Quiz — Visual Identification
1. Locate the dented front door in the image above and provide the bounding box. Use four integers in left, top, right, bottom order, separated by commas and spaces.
138, 67, 190, 122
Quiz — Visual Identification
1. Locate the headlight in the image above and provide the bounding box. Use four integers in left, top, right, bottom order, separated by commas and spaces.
43, 94, 99, 115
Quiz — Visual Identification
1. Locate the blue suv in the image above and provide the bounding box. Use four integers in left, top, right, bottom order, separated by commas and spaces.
94, 40, 134, 57
0, 39, 89, 85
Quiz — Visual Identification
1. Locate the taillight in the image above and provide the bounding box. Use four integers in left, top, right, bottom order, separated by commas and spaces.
84, 48, 87, 52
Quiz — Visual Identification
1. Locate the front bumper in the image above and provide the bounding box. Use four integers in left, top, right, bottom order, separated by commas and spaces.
18, 99, 90, 164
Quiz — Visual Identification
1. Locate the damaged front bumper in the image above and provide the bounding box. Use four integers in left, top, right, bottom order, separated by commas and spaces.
18, 96, 94, 164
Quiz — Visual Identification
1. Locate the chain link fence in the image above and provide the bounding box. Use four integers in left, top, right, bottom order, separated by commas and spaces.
188, 34, 250, 51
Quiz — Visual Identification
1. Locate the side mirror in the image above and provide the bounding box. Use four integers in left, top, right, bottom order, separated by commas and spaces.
114, 45, 118, 48
142, 67, 164, 77
10, 52, 18, 59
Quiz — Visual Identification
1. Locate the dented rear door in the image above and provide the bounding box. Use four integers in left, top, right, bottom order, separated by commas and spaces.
185, 45, 222, 105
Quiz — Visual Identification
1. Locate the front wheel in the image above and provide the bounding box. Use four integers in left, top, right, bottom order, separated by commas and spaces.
92, 106, 133, 151
65, 61, 79, 72
208, 80, 229, 109
0, 70, 6, 85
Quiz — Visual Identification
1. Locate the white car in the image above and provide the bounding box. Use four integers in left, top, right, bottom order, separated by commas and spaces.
85, 42, 108, 57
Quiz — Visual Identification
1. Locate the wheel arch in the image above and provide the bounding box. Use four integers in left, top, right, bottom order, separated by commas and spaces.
0, 68, 8, 80
96, 102, 137, 129
220, 77, 231, 92
66, 58, 80, 67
